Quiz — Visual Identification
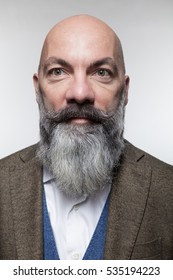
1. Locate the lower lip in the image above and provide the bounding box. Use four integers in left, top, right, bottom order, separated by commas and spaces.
69, 118, 90, 124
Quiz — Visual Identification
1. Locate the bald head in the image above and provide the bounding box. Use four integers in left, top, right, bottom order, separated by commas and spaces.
38, 15, 125, 73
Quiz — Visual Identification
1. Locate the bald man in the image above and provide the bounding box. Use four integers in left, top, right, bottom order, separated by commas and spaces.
0, 15, 173, 260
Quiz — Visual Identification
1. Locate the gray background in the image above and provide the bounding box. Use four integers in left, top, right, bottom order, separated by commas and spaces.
0, 0, 173, 164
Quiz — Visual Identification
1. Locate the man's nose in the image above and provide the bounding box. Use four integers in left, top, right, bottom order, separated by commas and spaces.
65, 75, 95, 105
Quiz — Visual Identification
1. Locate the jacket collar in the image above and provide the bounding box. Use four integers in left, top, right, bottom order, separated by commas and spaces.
9, 144, 43, 259
104, 141, 152, 259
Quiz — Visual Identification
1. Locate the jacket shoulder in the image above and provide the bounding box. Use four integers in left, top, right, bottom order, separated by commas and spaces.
123, 141, 173, 174
0, 144, 38, 169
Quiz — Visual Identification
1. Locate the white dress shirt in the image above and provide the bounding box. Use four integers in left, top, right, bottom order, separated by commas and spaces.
43, 168, 111, 260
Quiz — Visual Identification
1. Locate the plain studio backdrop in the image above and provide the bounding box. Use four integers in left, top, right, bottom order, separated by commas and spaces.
0, 0, 173, 164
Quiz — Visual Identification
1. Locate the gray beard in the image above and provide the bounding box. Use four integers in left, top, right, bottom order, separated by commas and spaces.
37, 90, 126, 198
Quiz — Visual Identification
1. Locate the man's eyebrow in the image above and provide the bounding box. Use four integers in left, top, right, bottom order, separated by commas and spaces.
88, 57, 118, 75
43, 57, 73, 74
42, 56, 118, 75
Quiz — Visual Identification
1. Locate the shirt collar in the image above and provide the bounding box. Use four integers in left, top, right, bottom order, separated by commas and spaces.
43, 167, 55, 183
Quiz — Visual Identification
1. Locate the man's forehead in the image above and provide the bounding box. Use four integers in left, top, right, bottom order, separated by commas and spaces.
39, 15, 125, 73
44, 15, 117, 53
42, 56, 118, 74
46, 23, 116, 49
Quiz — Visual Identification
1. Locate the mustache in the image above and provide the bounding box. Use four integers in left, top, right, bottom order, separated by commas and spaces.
44, 104, 114, 124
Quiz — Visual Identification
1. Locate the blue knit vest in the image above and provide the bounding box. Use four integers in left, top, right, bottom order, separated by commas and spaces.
43, 187, 109, 260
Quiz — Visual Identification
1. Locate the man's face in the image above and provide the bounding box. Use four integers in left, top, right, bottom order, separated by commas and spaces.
33, 16, 130, 197
34, 18, 129, 118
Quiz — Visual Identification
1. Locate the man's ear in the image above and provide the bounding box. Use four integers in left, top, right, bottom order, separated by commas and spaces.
124, 75, 130, 106
33, 73, 39, 103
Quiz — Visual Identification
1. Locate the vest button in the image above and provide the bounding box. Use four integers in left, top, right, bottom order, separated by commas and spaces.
72, 252, 80, 260
73, 205, 79, 211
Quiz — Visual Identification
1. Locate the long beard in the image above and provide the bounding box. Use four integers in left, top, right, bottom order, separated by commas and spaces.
37, 91, 126, 198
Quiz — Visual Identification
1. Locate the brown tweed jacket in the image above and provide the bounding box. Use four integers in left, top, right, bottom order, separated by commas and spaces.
0, 141, 173, 260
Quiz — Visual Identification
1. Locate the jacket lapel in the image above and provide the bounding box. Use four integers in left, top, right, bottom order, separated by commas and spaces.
104, 145, 152, 259
9, 146, 43, 259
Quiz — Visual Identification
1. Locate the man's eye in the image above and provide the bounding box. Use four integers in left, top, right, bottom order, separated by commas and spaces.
97, 69, 110, 76
92, 69, 113, 83
48, 68, 65, 76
